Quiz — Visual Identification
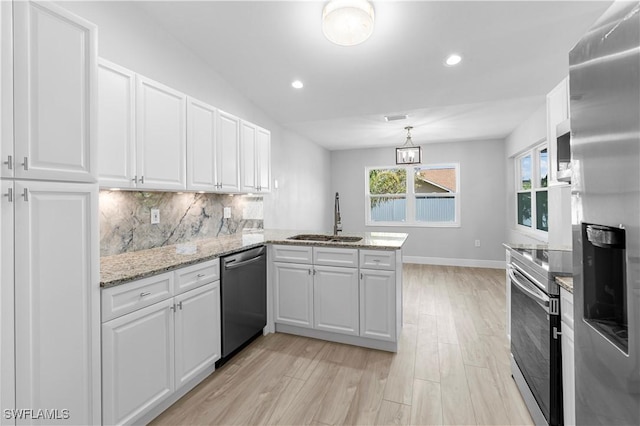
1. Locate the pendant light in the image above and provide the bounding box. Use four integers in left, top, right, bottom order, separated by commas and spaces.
396, 126, 422, 165
322, 0, 375, 46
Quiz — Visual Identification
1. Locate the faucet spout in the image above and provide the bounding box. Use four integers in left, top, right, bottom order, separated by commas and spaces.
333, 192, 342, 235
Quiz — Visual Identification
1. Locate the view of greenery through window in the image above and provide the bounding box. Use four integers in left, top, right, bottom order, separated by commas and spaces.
367, 165, 459, 225
517, 147, 548, 232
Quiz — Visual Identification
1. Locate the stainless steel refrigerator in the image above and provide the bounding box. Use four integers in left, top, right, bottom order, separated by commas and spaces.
570, 1, 640, 425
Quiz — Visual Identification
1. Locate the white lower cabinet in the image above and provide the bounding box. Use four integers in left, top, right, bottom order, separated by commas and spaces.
174, 283, 221, 388
561, 287, 575, 425
360, 269, 396, 341
314, 265, 359, 335
272, 245, 400, 348
101, 266, 220, 425
1, 180, 101, 426
273, 262, 314, 328
102, 299, 175, 426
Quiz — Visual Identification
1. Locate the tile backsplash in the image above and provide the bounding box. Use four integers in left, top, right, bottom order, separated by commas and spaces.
99, 191, 263, 256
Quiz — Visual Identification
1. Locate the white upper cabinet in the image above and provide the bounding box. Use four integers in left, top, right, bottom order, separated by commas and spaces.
240, 120, 271, 193
256, 126, 271, 192
547, 77, 569, 184
216, 110, 240, 192
0, 1, 13, 179
98, 59, 136, 188
136, 75, 187, 191
240, 121, 257, 193
186, 97, 217, 191
11, 0, 97, 183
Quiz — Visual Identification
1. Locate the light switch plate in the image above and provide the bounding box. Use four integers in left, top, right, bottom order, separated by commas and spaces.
223, 207, 231, 218
151, 208, 160, 224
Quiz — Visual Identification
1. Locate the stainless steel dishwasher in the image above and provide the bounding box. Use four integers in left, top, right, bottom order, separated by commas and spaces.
217, 245, 267, 366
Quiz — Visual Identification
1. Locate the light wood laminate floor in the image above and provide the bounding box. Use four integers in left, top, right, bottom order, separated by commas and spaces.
151, 264, 534, 425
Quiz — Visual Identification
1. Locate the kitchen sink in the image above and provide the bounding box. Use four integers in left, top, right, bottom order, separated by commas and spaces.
288, 234, 363, 243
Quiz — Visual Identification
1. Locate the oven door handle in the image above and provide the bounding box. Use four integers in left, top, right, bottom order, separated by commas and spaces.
508, 266, 550, 307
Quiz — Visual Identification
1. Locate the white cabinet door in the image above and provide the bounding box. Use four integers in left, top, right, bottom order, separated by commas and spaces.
98, 59, 136, 188
256, 126, 271, 192
360, 269, 396, 341
136, 75, 186, 190
174, 282, 221, 389
240, 120, 258, 193
0, 1, 13, 179
13, 181, 100, 425
547, 77, 569, 184
314, 266, 359, 336
186, 97, 216, 191
102, 299, 175, 426
273, 262, 314, 328
215, 110, 240, 192
0, 181, 15, 423
13, 1, 97, 183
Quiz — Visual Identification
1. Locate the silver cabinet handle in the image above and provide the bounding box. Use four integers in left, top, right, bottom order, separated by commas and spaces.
308, 269, 312, 275
140, 176, 145, 184
140, 292, 151, 297
21, 157, 28, 171
3, 188, 13, 203
170, 304, 176, 312
196, 273, 205, 278
313, 269, 316, 275
3, 155, 12, 170
21, 188, 28, 201
177, 301, 183, 310
360, 273, 364, 279
132, 175, 138, 184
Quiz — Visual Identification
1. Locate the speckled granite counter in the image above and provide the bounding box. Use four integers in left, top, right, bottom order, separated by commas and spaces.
556, 276, 574, 293
101, 230, 408, 288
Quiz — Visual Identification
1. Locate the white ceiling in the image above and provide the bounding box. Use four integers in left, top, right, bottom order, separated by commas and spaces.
136, 0, 613, 150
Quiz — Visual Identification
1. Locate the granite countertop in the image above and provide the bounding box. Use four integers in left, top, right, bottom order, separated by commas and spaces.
101, 229, 408, 288
556, 276, 574, 293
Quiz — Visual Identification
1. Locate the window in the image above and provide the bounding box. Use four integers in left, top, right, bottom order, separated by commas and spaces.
366, 163, 460, 227
516, 144, 548, 233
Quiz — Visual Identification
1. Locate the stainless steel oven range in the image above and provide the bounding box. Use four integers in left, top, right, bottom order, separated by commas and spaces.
507, 247, 572, 426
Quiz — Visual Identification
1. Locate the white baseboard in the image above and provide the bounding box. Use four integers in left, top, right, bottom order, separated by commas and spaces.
403, 255, 505, 269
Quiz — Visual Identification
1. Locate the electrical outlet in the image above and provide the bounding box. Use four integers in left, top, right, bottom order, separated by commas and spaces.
151, 208, 160, 224
475, 239, 481, 247
223, 207, 231, 219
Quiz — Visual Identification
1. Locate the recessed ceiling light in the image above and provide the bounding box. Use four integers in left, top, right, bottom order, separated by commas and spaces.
445, 54, 462, 66
291, 80, 304, 89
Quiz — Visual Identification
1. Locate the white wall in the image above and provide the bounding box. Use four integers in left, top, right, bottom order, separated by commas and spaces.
331, 139, 506, 267
59, 1, 331, 232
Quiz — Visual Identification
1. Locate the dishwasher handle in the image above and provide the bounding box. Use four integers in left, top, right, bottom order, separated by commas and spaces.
224, 254, 265, 270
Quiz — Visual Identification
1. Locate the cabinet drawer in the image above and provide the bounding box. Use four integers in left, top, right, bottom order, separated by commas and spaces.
360, 250, 395, 270
560, 287, 574, 330
174, 258, 220, 295
313, 247, 358, 268
271, 245, 313, 264
102, 272, 174, 322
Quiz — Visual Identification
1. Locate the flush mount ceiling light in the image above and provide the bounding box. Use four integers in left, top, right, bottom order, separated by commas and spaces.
322, 0, 375, 46
396, 126, 422, 165
291, 80, 304, 89
445, 54, 462, 66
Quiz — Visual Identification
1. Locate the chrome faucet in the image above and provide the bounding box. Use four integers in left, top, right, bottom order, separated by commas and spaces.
334, 192, 342, 235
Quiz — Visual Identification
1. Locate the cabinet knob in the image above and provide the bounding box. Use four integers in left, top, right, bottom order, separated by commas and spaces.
3, 155, 12, 170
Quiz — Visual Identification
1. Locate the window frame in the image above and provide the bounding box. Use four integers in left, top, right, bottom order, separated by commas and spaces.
515, 142, 548, 238
365, 163, 460, 228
